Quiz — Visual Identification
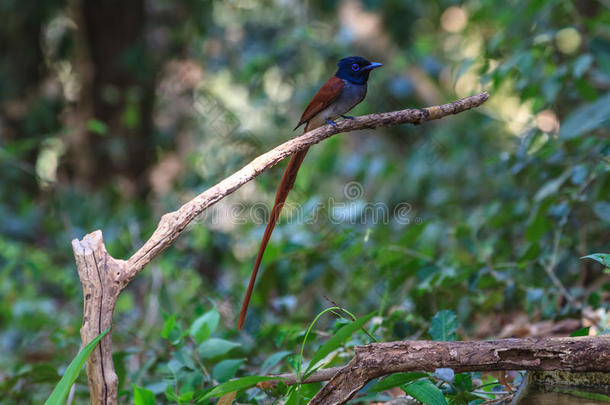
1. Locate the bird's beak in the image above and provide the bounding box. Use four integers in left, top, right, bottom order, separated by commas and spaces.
363, 62, 383, 71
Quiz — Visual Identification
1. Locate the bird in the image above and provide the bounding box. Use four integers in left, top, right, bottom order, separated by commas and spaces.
237, 56, 383, 330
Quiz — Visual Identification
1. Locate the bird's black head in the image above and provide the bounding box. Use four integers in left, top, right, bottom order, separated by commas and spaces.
335, 56, 383, 85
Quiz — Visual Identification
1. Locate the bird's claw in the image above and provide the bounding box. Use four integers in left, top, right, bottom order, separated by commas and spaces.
341, 115, 355, 120
326, 118, 338, 128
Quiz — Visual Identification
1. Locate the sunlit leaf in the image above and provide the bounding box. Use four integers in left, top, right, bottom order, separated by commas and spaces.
133, 384, 155, 405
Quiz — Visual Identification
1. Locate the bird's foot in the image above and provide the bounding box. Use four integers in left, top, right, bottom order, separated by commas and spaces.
341, 115, 355, 120
326, 118, 338, 128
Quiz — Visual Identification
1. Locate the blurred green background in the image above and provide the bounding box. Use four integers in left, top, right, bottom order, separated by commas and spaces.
0, 0, 609, 403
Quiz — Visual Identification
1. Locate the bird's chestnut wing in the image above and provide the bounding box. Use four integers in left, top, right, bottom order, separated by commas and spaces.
294, 76, 345, 130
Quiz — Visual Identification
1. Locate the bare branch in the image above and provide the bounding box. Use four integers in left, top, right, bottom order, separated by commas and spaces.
123, 91, 489, 283
310, 337, 610, 405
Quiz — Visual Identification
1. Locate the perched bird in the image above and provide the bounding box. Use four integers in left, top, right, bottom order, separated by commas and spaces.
237, 56, 383, 330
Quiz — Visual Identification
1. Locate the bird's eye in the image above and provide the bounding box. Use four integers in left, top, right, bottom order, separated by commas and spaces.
351, 63, 360, 71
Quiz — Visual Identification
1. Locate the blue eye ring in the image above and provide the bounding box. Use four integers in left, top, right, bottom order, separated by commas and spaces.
351, 63, 360, 71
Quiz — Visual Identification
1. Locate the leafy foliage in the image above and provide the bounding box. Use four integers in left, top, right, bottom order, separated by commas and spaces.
0, 0, 608, 403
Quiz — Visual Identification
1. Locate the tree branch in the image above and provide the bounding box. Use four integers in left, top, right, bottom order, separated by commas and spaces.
123, 91, 489, 283
309, 337, 610, 405
72, 231, 121, 404
71, 92, 489, 404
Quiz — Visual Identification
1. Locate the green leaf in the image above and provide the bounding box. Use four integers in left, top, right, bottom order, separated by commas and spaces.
403, 379, 447, 405
179, 391, 194, 401
44, 328, 110, 405
453, 373, 472, 391
570, 327, 590, 337
261, 351, 291, 374
133, 384, 156, 405
190, 307, 220, 344
161, 314, 176, 339
526, 210, 550, 242
284, 387, 299, 405
368, 372, 428, 392
305, 312, 375, 376
198, 338, 240, 359
199, 376, 281, 401
518, 243, 541, 266
213, 359, 244, 383
581, 253, 610, 270
173, 347, 197, 370
165, 385, 179, 401
560, 93, 610, 139
429, 310, 457, 341
86, 119, 108, 135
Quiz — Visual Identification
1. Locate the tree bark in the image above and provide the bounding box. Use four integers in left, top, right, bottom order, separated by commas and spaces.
72, 92, 490, 404
73, 231, 124, 404
309, 337, 610, 405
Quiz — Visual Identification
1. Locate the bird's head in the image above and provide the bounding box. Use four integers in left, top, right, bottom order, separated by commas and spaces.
335, 56, 383, 85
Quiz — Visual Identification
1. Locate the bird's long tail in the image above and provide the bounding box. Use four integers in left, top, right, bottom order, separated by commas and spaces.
237, 146, 310, 330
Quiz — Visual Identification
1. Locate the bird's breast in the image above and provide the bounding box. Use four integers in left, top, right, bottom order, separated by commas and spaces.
307, 81, 367, 129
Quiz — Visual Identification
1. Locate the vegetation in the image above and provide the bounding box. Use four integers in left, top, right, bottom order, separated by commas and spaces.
0, 0, 608, 403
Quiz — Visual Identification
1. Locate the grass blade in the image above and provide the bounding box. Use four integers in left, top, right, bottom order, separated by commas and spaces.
44, 328, 110, 405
